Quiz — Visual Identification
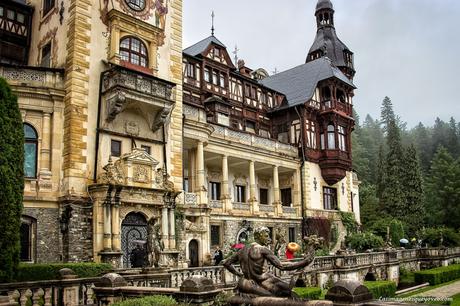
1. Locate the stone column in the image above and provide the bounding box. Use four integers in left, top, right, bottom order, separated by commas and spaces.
169, 208, 176, 249
111, 204, 120, 251
162, 207, 170, 249
221, 155, 232, 211
40, 113, 51, 171
249, 160, 259, 214
196, 141, 207, 205
110, 25, 121, 64
294, 168, 302, 216
273, 166, 282, 216
149, 42, 158, 73
103, 203, 112, 251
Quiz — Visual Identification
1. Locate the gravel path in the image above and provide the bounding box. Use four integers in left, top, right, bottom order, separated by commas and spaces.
416, 280, 460, 298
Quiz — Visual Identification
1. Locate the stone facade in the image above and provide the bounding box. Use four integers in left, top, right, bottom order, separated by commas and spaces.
1, 0, 360, 268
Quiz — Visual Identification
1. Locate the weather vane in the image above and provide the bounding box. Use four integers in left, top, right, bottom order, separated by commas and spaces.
211, 11, 215, 36
233, 45, 239, 66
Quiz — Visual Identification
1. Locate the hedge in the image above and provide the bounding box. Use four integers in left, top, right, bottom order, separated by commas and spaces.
364, 281, 396, 298
414, 264, 460, 285
293, 287, 322, 300
15, 263, 113, 282
112, 296, 178, 306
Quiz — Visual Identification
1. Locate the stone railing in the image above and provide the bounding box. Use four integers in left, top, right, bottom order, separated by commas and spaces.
209, 200, 223, 208
259, 204, 275, 213
169, 266, 224, 288
2, 247, 460, 303
101, 65, 175, 102
0, 277, 99, 306
282, 206, 297, 215
0, 64, 64, 89
233, 202, 250, 210
184, 193, 197, 206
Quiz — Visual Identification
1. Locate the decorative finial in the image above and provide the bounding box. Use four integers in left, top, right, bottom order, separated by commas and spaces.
272, 67, 278, 75
233, 45, 239, 66
211, 11, 215, 36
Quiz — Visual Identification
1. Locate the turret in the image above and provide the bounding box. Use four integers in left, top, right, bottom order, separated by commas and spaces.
307, 0, 355, 79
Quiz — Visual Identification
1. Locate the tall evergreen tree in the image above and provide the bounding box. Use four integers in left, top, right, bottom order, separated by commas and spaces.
425, 147, 460, 228
380, 119, 405, 217
400, 144, 425, 232
380, 96, 395, 135
0, 78, 24, 282
361, 115, 384, 184
376, 144, 386, 199
447, 117, 460, 157
411, 122, 432, 173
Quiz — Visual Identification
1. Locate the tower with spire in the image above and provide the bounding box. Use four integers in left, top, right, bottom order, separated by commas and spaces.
306, 0, 355, 79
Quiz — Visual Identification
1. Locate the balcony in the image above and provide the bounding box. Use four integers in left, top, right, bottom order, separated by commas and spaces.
0, 0, 33, 65
0, 64, 64, 89
319, 149, 352, 185
320, 99, 353, 117
101, 64, 176, 131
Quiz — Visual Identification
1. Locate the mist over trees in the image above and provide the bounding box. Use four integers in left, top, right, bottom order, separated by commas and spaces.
353, 96, 460, 242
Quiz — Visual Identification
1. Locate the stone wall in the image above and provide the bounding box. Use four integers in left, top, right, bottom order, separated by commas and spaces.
22, 207, 61, 263
62, 203, 93, 262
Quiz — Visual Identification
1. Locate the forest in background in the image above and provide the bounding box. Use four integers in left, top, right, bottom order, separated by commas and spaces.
352, 97, 460, 248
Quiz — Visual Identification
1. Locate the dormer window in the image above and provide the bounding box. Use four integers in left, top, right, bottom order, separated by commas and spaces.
120, 36, 148, 67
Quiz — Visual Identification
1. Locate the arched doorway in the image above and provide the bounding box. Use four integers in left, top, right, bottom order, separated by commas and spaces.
121, 212, 148, 268
188, 239, 199, 267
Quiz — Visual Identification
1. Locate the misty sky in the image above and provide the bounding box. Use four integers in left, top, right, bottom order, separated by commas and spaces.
183, 0, 460, 128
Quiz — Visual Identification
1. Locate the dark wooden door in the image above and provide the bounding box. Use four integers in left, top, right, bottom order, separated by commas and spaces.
189, 239, 199, 267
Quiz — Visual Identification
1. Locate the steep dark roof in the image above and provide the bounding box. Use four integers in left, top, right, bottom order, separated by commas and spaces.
316, 0, 333, 11
260, 57, 355, 110
308, 27, 351, 67
183, 36, 226, 57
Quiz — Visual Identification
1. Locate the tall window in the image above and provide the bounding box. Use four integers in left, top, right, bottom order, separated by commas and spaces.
209, 182, 221, 201
235, 185, 245, 203
185, 62, 195, 79
111, 139, 122, 157
120, 36, 148, 67
259, 188, 268, 205
40, 43, 51, 68
212, 71, 218, 85
323, 187, 338, 210
43, 0, 55, 16
288, 227, 296, 242
210, 225, 221, 246
338, 126, 346, 151
327, 125, 336, 149
281, 188, 292, 207
24, 123, 38, 178
204, 68, 210, 82
219, 73, 225, 87
306, 119, 317, 149
20, 216, 36, 262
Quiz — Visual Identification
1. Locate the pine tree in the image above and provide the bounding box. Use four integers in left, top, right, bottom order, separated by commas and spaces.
400, 144, 425, 232
380, 96, 395, 135
447, 117, 460, 158
425, 147, 460, 228
380, 119, 405, 218
412, 122, 432, 173
376, 144, 386, 199
0, 78, 24, 282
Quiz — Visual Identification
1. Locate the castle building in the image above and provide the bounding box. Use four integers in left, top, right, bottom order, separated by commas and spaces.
0, 0, 359, 268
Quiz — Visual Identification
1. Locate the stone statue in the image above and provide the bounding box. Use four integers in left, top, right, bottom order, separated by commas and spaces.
147, 220, 164, 268
223, 226, 322, 298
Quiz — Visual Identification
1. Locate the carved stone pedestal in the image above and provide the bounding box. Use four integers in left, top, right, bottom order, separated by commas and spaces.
160, 250, 179, 268
99, 251, 123, 268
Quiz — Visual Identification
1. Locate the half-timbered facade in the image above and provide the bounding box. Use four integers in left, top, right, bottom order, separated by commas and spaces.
181, 0, 360, 264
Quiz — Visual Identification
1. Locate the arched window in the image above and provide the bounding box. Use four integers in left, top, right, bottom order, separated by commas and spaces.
120, 36, 148, 67
327, 124, 336, 149
24, 123, 38, 178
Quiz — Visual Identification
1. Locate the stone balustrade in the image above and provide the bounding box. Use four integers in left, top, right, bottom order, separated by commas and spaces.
0, 64, 64, 89
233, 202, 250, 211
184, 192, 198, 206
1, 246, 460, 304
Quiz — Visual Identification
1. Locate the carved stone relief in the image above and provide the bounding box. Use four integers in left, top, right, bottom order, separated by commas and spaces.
233, 174, 247, 186
133, 164, 150, 183
125, 121, 139, 136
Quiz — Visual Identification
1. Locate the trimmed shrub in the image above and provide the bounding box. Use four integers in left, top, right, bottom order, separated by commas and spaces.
15, 263, 113, 282
364, 281, 396, 298
346, 232, 384, 252
414, 264, 460, 285
0, 78, 24, 282
389, 219, 405, 246
112, 295, 178, 306
293, 287, 322, 300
